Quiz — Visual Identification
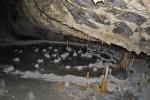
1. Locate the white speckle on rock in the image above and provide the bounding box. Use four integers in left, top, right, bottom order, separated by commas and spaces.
93, 68, 98, 72
34, 64, 39, 68
42, 49, 47, 53
86, 54, 92, 58
3, 65, 14, 73
19, 50, 23, 53
37, 59, 43, 63
54, 58, 61, 64
61, 52, 69, 59
48, 46, 52, 50
73, 51, 77, 57
78, 49, 82, 54
14, 49, 18, 52
41, 68, 44, 71
81, 53, 92, 58
77, 66, 83, 71
25, 92, 35, 100
65, 66, 71, 70
54, 49, 58, 52
44, 53, 50, 58
34, 48, 39, 52
66, 47, 72, 52
52, 54, 57, 58
13, 57, 20, 62
88, 64, 94, 68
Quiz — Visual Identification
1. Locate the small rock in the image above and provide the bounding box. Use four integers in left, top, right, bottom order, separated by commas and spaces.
66, 47, 72, 52
65, 66, 71, 70
77, 66, 83, 71
81, 53, 92, 58
54, 58, 61, 64
3, 65, 14, 73
25, 92, 35, 100
61, 53, 69, 59
78, 49, 82, 54
93, 67, 98, 72
48, 46, 52, 50
34, 48, 39, 52
41, 68, 44, 71
14, 49, 18, 52
34, 64, 39, 68
19, 50, 23, 53
13, 57, 20, 62
88, 64, 94, 68
54, 49, 58, 52
42, 49, 47, 53
52, 54, 57, 58
37, 59, 43, 63
73, 51, 77, 57
86, 53, 92, 58
44, 53, 50, 58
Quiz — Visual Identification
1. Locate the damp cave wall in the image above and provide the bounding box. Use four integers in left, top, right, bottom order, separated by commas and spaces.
0, 0, 149, 56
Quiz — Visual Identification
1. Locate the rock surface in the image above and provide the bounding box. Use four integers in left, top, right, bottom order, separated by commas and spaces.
0, 0, 150, 55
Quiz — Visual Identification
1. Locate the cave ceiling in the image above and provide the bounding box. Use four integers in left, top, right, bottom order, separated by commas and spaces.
0, 0, 150, 55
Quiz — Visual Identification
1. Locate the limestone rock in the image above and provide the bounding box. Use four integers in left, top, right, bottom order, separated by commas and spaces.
0, 0, 149, 55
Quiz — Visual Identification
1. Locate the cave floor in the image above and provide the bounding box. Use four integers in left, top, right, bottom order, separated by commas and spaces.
0, 41, 149, 100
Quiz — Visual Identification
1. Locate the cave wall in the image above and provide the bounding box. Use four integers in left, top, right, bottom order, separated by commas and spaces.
0, 0, 149, 55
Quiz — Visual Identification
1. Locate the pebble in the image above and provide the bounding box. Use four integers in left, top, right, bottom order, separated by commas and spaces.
61, 53, 69, 59
54, 58, 61, 64
13, 57, 20, 62
42, 49, 47, 53
88, 64, 94, 68
78, 49, 82, 54
66, 47, 72, 52
48, 46, 52, 50
73, 51, 77, 57
14, 49, 18, 52
81, 53, 92, 58
77, 66, 83, 71
93, 68, 98, 72
54, 49, 58, 52
65, 66, 71, 70
52, 54, 57, 58
34, 48, 39, 52
19, 50, 23, 53
3, 65, 14, 73
37, 59, 43, 63
34, 64, 39, 68
25, 92, 35, 100
44, 53, 50, 58
41, 68, 44, 71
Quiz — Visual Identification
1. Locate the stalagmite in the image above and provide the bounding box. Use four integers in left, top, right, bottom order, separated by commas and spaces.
100, 66, 109, 94
138, 73, 145, 93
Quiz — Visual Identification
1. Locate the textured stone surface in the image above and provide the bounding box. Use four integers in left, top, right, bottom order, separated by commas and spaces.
113, 22, 133, 36
0, 0, 149, 55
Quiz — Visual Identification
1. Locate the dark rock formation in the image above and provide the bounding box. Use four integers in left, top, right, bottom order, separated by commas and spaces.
117, 12, 147, 25
113, 22, 133, 36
